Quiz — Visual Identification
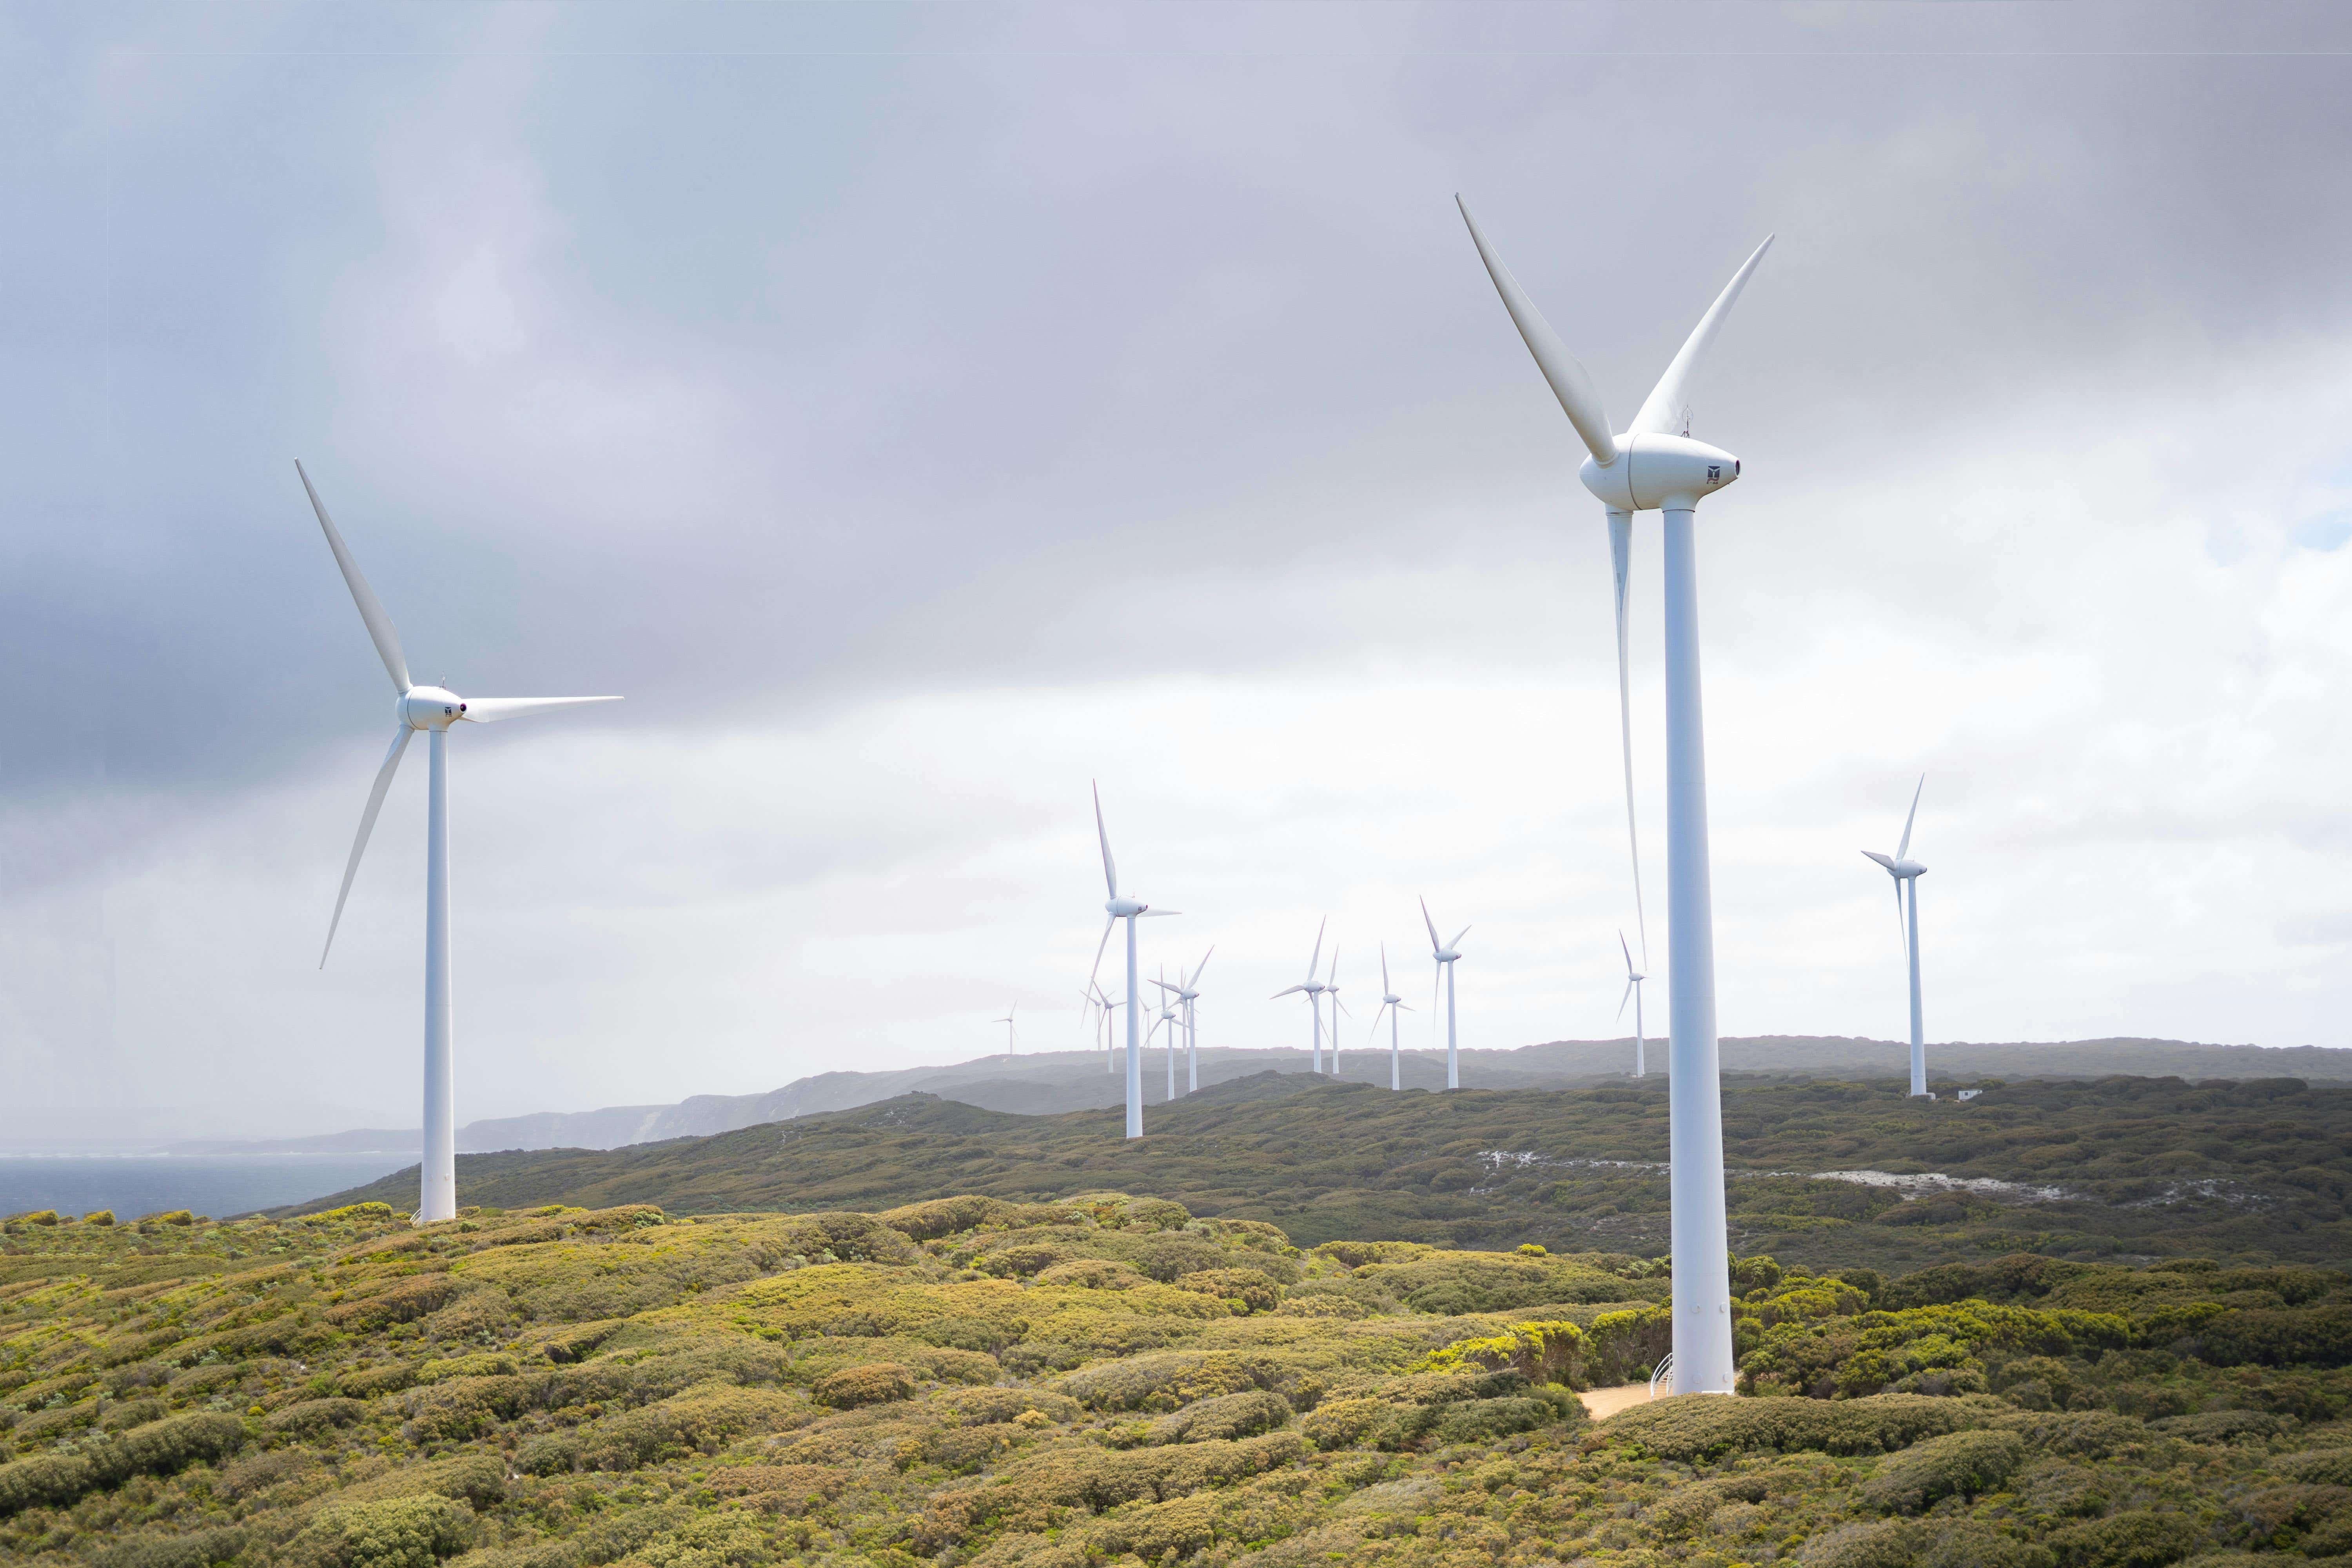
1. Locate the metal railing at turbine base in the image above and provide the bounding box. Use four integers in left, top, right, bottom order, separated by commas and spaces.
1648, 1352, 1675, 1400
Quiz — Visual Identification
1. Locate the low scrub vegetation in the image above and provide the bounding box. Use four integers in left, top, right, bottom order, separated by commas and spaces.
0, 1183, 2347, 1565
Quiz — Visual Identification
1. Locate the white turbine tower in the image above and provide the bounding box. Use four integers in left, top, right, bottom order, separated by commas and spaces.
1149, 947, 1212, 1095
995, 1003, 1018, 1058
1459, 196, 1771, 1397
1323, 949, 1346, 1077
1419, 897, 1468, 1089
301, 461, 619, 1227
1369, 944, 1413, 1091
1149, 966, 1182, 1101
1085, 782, 1177, 1139
1080, 982, 1119, 1071
1618, 931, 1648, 1078
1862, 775, 1930, 1097
1270, 919, 1327, 1073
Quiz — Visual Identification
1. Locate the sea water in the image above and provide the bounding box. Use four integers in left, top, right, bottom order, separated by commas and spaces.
0, 1155, 413, 1221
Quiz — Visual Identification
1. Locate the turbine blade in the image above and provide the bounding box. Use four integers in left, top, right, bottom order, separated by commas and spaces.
1087, 916, 1116, 995
1455, 196, 1616, 467
320, 728, 413, 967
1271, 984, 1307, 999
1148, 978, 1181, 995
1189, 946, 1213, 988
1897, 773, 1925, 860
460, 696, 622, 724
1894, 879, 1908, 953
1610, 506, 1649, 971
1379, 943, 1391, 993
297, 461, 412, 694
1420, 896, 1441, 955
1450, 925, 1471, 951
1326, 945, 1339, 985
1306, 916, 1325, 980
1862, 850, 1897, 871
1140, 909, 1181, 918
1628, 234, 1775, 438
1619, 928, 1634, 978
1091, 780, 1118, 900
1617, 976, 1634, 1022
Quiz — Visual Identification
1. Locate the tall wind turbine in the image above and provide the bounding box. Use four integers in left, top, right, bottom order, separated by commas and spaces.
1150, 947, 1212, 1095
1150, 966, 1182, 1101
1459, 196, 1771, 1397
1085, 782, 1178, 1139
995, 1003, 1018, 1058
1862, 775, 1930, 1097
1270, 919, 1327, 1073
1419, 897, 1468, 1089
1618, 931, 1647, 1078
300, 461, 619, 1226
1369, 943, 1413, 1091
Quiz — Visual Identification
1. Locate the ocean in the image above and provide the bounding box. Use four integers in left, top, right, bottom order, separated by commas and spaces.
0, 1154, 413, 1221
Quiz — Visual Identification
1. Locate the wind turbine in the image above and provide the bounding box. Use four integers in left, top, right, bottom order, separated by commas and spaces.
1085, 782, 1178, 1139
1617, 931, 1647, 1078
1150, 965, 1182, 1101
1149, 947, 1212, 1095
300, 461, 619, 1226
1270, 919, 1328, 1073
1323, 949, 1346, 1076
1862, 775, 1930, 1097
1459, 196, 1772, 1397
1080, 982, 1119, 1071
995, 1003, 1018, 1058
1369, 943, 1413, 1091
1419, 897, 1468, 1089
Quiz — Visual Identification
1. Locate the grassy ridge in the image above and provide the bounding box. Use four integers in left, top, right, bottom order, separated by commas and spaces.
4, 1194, 2352, 1566
277, 1073, 2352, 1273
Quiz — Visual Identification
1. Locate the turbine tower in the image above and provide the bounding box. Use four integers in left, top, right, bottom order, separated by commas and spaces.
1618, 931, 1647, 1078
301, 461, 619, 1226
1323, 949, 1346, 1076
1862, 775, 1930, 1097
1150, 947, 1212, 1095
1419, 897, 1468, 1089
1459, 197, 1772, 1397
1370, 943, 1413, 1090
1271, 919, 1327, 1073
1150, 966, 1182, 1101
995, 1003, 1018, 1058
1086, 782, 1178, 1139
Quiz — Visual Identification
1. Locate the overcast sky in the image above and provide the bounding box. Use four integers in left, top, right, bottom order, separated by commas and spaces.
6, 2, 2352, 1140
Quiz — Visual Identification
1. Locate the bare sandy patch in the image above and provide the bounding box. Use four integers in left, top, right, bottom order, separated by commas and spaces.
1577, 1383, 1657, 1421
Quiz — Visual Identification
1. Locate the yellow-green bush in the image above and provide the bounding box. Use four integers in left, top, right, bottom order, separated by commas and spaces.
1863, 1428, 2027, 1514
289, 1494, 472, 1568
810, 1362, 915, 1410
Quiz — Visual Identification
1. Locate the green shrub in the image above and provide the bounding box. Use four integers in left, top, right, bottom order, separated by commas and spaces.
1606, 1392, 1985, 1463
1174, 1267, 1282, 1314
1300, 1397, 1397, 1451
580, 1385, 802, 1468
291, 1494, 473, 1568
303, 1203, 397, 1225
514, 1433, 580, 1476
2148, 1409, 2283, 1443
1423, 1319, 1588, 1387
269, 1397, 368, 1437
1147, 1389, 1291, 1444
333, 1454, 506, 1509
810, 1362, 915, 1410
84, 1209, 116, 1226
401, 1374, 527, 1441
0, 1411, 247, 1517
2279, 1446, 2352, 1487
415, 1353, 517, 1383
2194, 1307, 2352, 1368
102, 1397, 169, 1432
12, 1210, 60, 1226
1051, 1350, 1277, 1413
1991, 1410, 2151, 1459
327, 1276, 474, 1331
1421, 1390, 1580, 1446
94, 1527, 247, 1568
138, 1210, 195, 1228
338, 1365, 419, 1399
1863, 1429, 2026, 1514
1799, 1519, 1929, 1568
2044, 1509, 2202, 1568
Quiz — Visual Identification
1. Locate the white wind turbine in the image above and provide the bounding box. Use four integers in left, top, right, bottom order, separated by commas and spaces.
1862, 775, 1931, 1097
1149, 965, 1183, 1101
1419, 897, 1469, 1089
1149, 947, 1212, 1095
1085, 782, 1178, 1139
995, 1003, 1018, 1058
1459, 196, 1772, 1397
1270, 919, 1328, 1073
1368, 943, 1414, 1091
1618, 931, 1648, 1078
300, 461, 619, 1226
1079, 982, 1119, 1072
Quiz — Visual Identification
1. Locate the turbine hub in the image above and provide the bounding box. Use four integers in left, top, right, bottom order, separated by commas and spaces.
1894, 860, 1927, 879
1580, 433, 1741, 513
399, 685, 467, 730
1106, 897, 1147, 918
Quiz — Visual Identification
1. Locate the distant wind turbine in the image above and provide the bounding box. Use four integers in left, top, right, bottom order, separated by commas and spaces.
1369, 944, 1414, 1090
1618, 932, 1647, 1078
300, 461, 619, 1226
1323, 948, 1346, 1076
1862, 775, 1931, 1098
994, 1003, 1018, 1058
1085, 782, 1178, 1139
1270, 919, 1328, 1073
1419, 897, 1469, 1089
1080, 982, 1119, 1071
1150, 965, 1182, 1101
1149, 947, 1212, 1095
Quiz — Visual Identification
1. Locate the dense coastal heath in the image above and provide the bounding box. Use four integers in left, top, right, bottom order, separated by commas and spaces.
2, 1195, 2350, 1567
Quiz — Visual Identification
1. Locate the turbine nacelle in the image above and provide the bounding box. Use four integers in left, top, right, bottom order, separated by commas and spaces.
1580, 434, 1742, 514
399, 686, 468, 730
1861, 850, 1927, 880
1105, 896, 1149, 918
